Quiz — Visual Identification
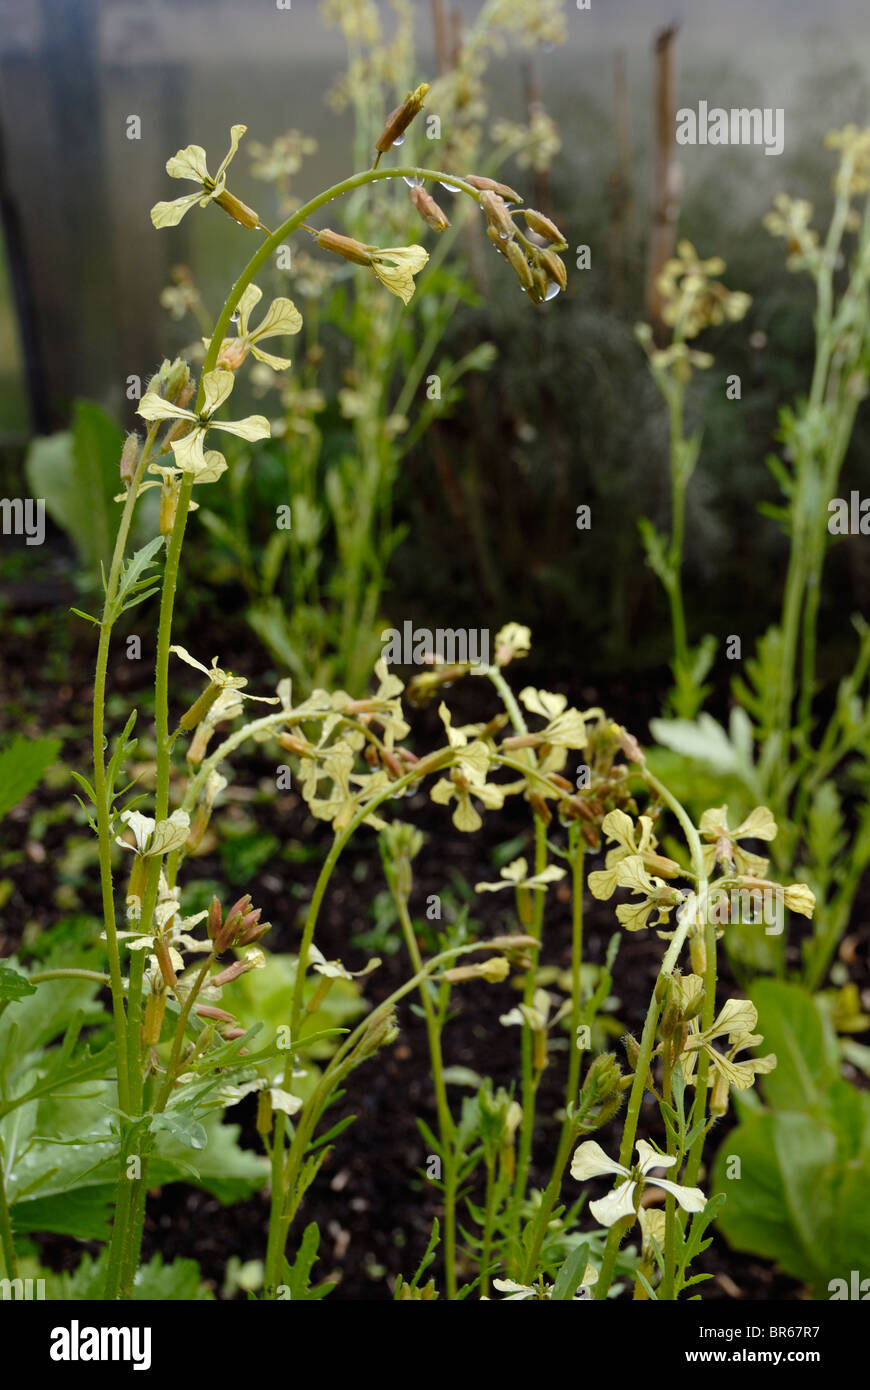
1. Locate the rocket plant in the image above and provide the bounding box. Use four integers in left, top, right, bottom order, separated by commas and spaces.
0, 82, 821, 1307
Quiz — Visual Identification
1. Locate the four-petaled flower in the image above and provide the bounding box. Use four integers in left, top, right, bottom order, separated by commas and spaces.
570, 1139, 706, 1227
699, 804, 777, 877
681, 996, 777, 1105
115, 809, 190, 858
206, 283, 303, 371
430, 741, 504, 832
475, 856, 565, 894
169, 644, 279, 705
151, 125, 248, 229
588, 809, 676, 901
137, 369, 270, 475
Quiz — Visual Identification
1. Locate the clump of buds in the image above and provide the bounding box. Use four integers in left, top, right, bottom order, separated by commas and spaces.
208, 893, 270, 953
575, 1051, 625, 1129
410, 183, 450, 232
374, 82, 429, 160
152, 357, 194, 408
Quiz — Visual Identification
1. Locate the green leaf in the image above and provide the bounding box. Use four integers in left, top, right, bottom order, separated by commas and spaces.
280, 1222, 336, 1300
552, 1241, 595, 1300
26, 401, 121, 573
750, 979, 839, 1110
0, 965, 37, 1001
0, 736, 62, 819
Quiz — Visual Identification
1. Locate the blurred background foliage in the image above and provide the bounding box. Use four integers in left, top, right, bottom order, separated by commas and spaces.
0, 0, 868, 694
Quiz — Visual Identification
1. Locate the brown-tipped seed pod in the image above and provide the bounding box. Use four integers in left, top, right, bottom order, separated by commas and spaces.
539, 247, 567, 292
375, 83, 429, 155
523, 208, 568, 246
410, 183, 450, 232
464, 174, 522, 203
315, 227, 374, 266
213, 188, 261, 231
479, 190, 516, 241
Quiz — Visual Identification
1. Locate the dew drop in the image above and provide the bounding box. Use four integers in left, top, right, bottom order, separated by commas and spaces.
229, 309, 241, 324
439, 180, 457, 193
498, 229, 510, 240
544, 281, 561, 301
403, 175, 423, 188
392, 134, 406, 147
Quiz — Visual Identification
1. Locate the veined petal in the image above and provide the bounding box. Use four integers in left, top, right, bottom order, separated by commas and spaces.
169, 645, 211, 677
635, 1139, 677, 1175
171, 428, 207, 474
570, 1140, 629, 1183
589, 1179, 638, 1228
250, 344, 294, 371
251, 295, 303, 342
651, 1176, 707, 1213
213, 414, 271, 443
194, 450, 229, 485
236, 283, 263, 338
214, 124, 247, 183
588, 866, 620, 900
150, 191, 206, 229
166, 143, 210, 184
201, 368, 236, 417
137, 392, 193, 425
118, 809, 155, 852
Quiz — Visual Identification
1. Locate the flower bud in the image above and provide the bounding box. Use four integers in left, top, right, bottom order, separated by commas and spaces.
155, 357, 192, 405
523, 209, 567, 246
464, 174, 522, 204
479, 190, 516, 241
375, 83, 429, 154
119, 433, 139, 487
539, 247, 567, 292
505, 240, 534, 292
410, 183, 450, 232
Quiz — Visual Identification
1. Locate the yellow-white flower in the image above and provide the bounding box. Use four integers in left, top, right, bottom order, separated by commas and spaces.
308, 943, 380, 981
169, 644, 279, 705
151, 125, 247, 229
206, 283, 303, 371
475, 856, 565, 894
699, 804, 777, 876
115, 809, 190, 857
368, 244, 429, 304
492, 1267, 598, 1300
137, 369, 270, 475
430, 741, 504, 832
570, 1139, 706, 1227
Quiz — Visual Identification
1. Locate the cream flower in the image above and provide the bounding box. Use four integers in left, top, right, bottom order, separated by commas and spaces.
308, 944, 380, 981
588, 810, 662, 900
206, 283, 303, 371
169, 644, 279, 705
492, 1267, 598, 1300
682, 997, 777, 1096
475, 856, 565, 894
151, 125, 248, 229
368, 245, 429, 304
137, 369, 270, 475
699, 804, 777, 877
518, 688, 587, 750
598, 855, 684, 932
430, 741, 504, 832
115, 809, 190, 857
570, 1139, 706, 1228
